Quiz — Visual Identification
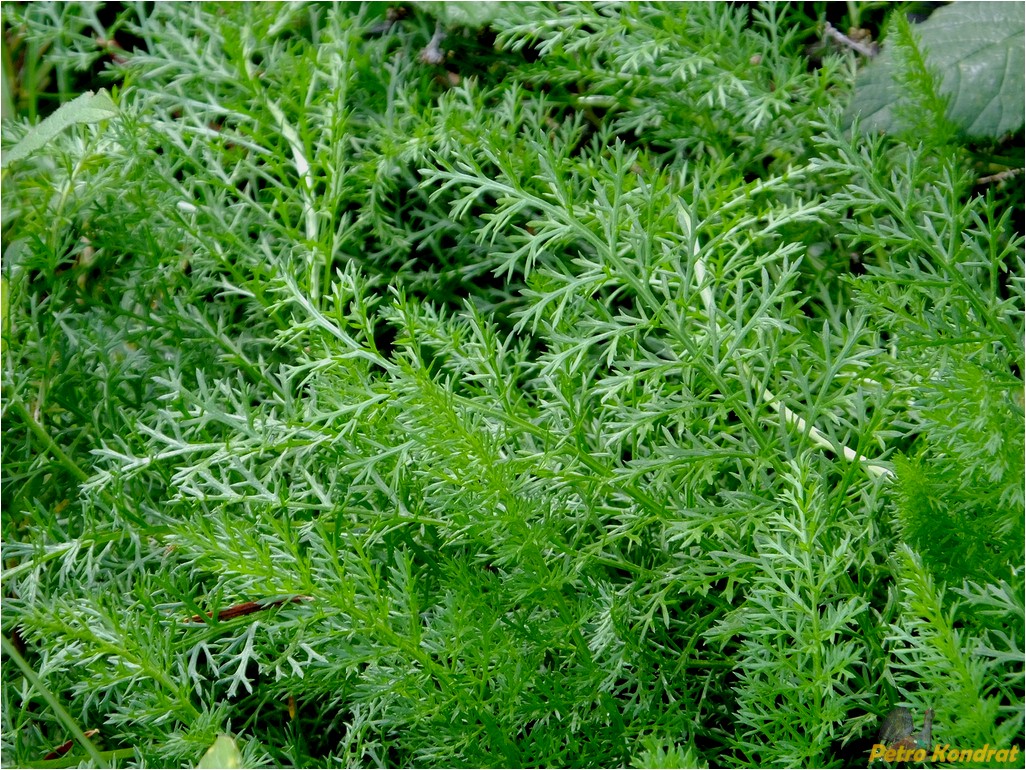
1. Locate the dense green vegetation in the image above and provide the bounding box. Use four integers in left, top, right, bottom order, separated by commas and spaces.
2, 3, 1023, 768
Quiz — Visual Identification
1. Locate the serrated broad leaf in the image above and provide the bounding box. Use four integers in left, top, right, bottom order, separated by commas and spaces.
2, 89, 118, 168
845, 2, 1025, 138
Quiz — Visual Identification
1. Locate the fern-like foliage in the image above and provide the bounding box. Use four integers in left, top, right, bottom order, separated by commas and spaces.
1, 2, 1021, 768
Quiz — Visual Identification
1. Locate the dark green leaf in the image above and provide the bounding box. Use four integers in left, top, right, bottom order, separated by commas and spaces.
845, 2, 1025, 138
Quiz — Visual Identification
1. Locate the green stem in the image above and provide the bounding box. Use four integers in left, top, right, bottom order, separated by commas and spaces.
29, 748, 137, 770
6, 400, 149, 526
10, 400, 89, 483
1, 635, 107, 768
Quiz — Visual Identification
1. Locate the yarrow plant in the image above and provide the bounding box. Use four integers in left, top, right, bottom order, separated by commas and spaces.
1, 2, 1022, 768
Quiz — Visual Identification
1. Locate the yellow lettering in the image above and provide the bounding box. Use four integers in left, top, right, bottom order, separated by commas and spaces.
932, 745, 949, 762
986, 747, 997, 762
913, 749, 926, 762
885, 747, 896, 763
973, 745, 989, 762
1009, 746, 1020, 763
995, 749, 1008, 762
959, 748, 974, 762
869, 744, 887, 763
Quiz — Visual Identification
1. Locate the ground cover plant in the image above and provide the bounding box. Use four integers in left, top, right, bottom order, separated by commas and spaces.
1, 2, 1023, 767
